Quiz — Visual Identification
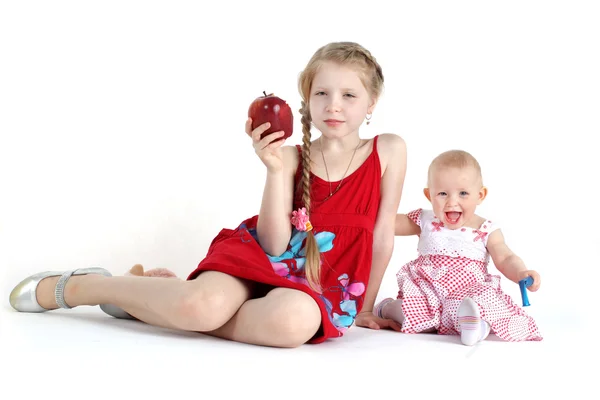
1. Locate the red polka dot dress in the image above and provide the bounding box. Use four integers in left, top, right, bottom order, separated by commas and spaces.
396, 208, 542, 342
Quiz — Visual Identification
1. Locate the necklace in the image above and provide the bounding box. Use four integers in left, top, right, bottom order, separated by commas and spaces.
319, 137, 361, 202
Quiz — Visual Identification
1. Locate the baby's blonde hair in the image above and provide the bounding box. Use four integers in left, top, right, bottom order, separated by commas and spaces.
428, 149, 483, 186
296, 42, 384, 293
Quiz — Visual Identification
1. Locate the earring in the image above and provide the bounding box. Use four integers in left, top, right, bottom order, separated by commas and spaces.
365, 113, 372, 125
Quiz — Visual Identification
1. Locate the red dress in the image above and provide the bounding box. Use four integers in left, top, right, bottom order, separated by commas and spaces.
187, 136, 382, 343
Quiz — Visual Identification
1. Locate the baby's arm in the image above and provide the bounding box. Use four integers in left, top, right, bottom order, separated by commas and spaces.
395, 214, 421, 236
486, 230, 541, 291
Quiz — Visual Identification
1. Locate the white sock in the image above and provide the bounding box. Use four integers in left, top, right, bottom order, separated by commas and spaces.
457, 297, 490, 346
374, 298, 405, 324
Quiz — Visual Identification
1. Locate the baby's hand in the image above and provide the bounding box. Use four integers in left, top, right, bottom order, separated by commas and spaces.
518, 270, 541, 292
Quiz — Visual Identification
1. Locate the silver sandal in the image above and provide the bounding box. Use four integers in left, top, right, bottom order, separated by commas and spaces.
9, 267, 134, 319
100, 303, 136, 320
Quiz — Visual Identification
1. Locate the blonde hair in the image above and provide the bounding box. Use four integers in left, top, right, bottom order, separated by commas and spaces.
296, 42, 384, 292
428, 149, 483, 186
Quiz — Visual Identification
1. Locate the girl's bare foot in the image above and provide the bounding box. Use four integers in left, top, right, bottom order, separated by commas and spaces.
127, 264, 179, 279
128, 264, 145, 276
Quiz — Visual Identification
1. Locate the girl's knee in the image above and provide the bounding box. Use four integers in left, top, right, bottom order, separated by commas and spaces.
172, 285, 235, 331
265, 290, 321, 348
172, 273, 252, 331
173, 291, 222, 331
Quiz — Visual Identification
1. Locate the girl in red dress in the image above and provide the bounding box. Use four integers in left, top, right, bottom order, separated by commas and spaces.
9, 42, 407, 347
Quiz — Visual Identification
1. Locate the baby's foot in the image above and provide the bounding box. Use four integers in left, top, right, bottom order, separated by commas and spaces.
374, 298, 405, 324
457, 297, 490, 346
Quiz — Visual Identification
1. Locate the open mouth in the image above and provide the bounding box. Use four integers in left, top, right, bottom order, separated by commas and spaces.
445, 211, 462, 224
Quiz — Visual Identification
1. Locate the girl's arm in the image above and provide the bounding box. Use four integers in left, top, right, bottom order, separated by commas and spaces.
356, 134, 407, 329
255, 144, 297, 257
487, 229, 541, 291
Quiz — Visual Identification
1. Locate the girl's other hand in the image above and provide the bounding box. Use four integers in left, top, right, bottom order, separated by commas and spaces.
355, 311, 402, 332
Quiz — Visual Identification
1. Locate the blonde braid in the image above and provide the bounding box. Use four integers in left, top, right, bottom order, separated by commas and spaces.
351, 45, 384, 98
299, 101, 322, 293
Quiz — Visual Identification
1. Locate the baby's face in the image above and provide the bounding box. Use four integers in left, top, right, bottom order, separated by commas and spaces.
426, 166, 485, 229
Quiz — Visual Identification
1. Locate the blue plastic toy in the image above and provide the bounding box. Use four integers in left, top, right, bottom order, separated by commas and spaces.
519, 276, 534, 306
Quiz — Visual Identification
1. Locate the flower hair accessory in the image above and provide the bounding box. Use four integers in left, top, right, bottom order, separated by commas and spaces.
291, 207, 313, 232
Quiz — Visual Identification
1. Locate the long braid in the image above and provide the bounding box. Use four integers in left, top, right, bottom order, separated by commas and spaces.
300, 101, 322, 293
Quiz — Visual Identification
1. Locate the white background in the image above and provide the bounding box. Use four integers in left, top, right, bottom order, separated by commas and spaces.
1, 1, 598, 398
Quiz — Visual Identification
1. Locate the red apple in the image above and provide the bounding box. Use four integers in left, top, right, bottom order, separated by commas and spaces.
248, 91, 294, 140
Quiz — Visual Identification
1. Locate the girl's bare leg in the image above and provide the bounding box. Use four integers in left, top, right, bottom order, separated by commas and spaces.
35, 271, 253, 331
206, 287, 322, 348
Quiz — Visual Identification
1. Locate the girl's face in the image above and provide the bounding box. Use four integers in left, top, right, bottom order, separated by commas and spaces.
309, 61, 375, 139
424, 166, 487, 229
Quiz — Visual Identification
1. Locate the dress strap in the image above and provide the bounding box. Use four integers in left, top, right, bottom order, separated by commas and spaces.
478, 219, 499, 234
473, 218, 500, 247
407, 208, 424, 228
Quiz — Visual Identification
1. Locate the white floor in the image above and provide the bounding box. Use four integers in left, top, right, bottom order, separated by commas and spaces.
0, 301, 593, 399
2, 1, 598, 398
